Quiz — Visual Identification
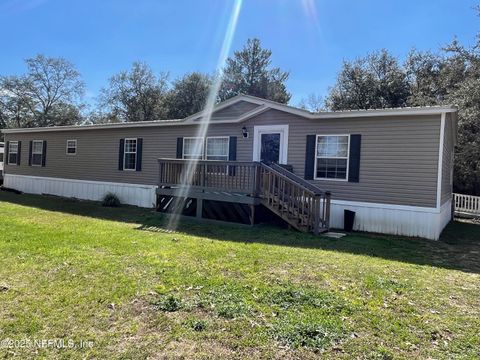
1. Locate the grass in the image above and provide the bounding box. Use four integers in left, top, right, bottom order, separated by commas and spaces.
0, 191, 479, 359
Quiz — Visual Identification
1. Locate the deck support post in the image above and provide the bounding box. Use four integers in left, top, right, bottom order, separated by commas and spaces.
313, 194, 321, 235
249, 204, 255, 226
196, 198, 203, 219
324, 192, 331, 230
253, 163, 262, 196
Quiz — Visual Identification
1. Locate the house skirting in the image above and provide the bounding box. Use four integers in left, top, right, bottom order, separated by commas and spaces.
330, 199, 452, 240
3, 174, 452, 240
3, 174, 157, 208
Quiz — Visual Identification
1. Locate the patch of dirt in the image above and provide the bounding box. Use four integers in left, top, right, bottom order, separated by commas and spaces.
152, 339, 236, 359
151, 339, 310, 360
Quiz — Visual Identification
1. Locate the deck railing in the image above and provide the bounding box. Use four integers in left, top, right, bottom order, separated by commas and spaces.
454, 193, 480, 215
158, 158, 260, 194
157, 158, 331, 233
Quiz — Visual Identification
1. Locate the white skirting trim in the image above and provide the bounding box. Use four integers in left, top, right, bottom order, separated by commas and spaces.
3, 174, 157, 208
3, 174, 453, 239
330, 199, 452, 240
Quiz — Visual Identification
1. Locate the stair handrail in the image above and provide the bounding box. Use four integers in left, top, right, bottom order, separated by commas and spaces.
260, 163, 326, 195
258, 162, 331, 233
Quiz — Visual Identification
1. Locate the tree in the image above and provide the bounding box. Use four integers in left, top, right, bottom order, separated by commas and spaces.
0, 54, 85, 128
219, 38, 291, 103
99, 62, 169, 122
326, 49, 409, 110
441, 40, 480, 195
0, 85, 35, 129
404, 49, 468, 107
404, 50, 446, 106
450, 75, 480, 195
165, 72, 211, 118
298, 93, 324, 112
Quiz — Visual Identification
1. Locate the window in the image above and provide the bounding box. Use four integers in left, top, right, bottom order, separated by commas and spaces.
66, 140, 77, 155
183, 137, 204, 160
31, 140, 44, 166
124, 138, 137, 170
8, 141, 18, 165
315, 135, 349, 180
205, 137, 230, 174
206, 137, 229, 161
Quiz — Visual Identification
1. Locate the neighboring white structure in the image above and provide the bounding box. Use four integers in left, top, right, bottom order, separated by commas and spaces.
0, 142, 4, 179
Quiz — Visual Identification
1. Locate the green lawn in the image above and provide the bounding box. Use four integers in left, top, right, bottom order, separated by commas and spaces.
0, 191, 479, 359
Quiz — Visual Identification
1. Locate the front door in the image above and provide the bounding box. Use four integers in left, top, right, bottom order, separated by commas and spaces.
253, 125, 289, 164
260, 133, 281, 164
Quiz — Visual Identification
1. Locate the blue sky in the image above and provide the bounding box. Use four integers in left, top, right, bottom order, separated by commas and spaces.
1, 0, 479, 106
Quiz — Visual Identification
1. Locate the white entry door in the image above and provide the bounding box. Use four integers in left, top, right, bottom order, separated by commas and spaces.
252, 125, 289, 164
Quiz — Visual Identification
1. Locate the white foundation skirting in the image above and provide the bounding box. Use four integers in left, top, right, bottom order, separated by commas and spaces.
3, 174, 157, 208
330, 199, 452, 240
3, 174, 453, 239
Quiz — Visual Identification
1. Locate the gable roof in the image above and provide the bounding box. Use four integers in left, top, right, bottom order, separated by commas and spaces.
1, 94, 457, 134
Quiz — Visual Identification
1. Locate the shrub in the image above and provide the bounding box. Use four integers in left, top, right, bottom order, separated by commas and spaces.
271, 314, 347, 350
152, 294, 183, 312
197, 286, 252, 319
264, 286, 351, 314
188, 319, 208, 332
102, 192, 121, 207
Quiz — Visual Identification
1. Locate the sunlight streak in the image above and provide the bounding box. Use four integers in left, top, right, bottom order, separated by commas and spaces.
301, 0, 322, 35
166, 0, 242, 231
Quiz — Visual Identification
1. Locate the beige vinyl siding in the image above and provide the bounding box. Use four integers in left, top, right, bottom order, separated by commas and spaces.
441, 113, 454, 205
211, 101, 259, 119
241, 110, 441, 208
4, 109, 442, 208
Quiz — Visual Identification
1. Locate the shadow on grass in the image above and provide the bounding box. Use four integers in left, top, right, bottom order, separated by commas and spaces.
1, 190, 479, 274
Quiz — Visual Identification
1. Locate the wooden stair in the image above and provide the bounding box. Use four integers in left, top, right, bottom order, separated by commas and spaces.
258, 163, 330, 234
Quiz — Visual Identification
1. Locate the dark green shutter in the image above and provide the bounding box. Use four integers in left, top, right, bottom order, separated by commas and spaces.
228, 136, 237, 176
28, 141, 32, 166
348, 134, 361, 183
5, 141, 9, 165
228, 136, 237, 161
17, 141, 21, 165
304, 135, 316, 180
118, 139, 125, 171
176, 138, 183, 159
136, 138, 143, 171
41, 141, 47, 167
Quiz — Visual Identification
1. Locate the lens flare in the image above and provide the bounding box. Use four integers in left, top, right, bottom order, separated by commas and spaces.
301, 0, 321, 34
166, 0, 242, 231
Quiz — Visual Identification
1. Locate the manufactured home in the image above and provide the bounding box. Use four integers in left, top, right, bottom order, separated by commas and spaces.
1, 95, 457, 240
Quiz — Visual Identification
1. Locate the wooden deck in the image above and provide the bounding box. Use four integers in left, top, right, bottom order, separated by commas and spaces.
157, 159, 331, 233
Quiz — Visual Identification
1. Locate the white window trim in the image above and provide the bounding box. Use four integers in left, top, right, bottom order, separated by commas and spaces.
313, 134, 350, 182
183, 137, 205, 160
123, 138, 137, 171
66, 139, 77, 155
31, 140, 44, 167
8, 141, 19, 166
252, 124, 289, 164
205, 136, 230, 161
